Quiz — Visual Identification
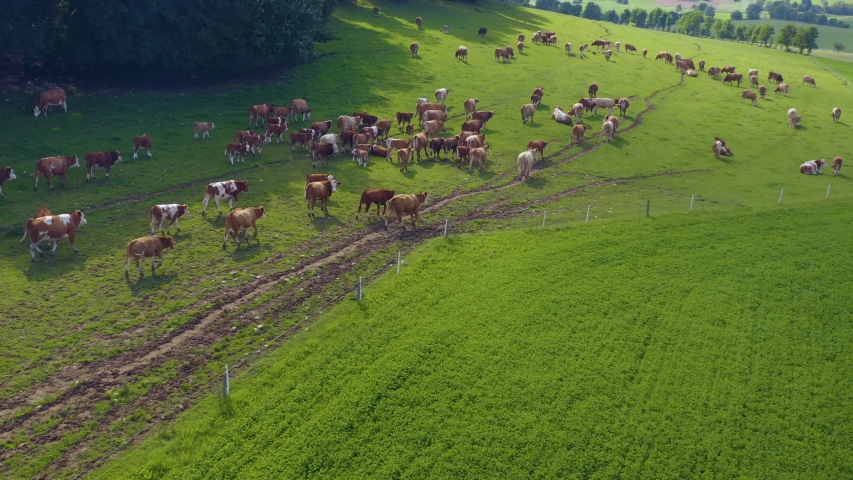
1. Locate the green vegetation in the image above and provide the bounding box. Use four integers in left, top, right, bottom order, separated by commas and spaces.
733, 18, 853, 49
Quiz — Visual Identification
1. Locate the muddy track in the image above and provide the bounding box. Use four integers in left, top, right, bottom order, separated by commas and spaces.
1, 75, 689, 477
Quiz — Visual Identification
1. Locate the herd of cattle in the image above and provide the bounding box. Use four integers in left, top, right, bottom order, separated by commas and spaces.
3, 11, 846, 272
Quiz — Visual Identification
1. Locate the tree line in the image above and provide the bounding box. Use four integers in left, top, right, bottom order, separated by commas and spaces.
0, 0, 337, 73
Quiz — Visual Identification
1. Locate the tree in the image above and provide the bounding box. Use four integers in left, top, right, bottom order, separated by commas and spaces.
778, 24, 798, 50
702, 15, 716, 35
731, 10, 744, 19
604, 9, 619, 22
804, 25, 820, 52
582, 1, 603, 19
676, 4, 683, 11
735, 23, 748, 41
817, 13, 828, 24
704, 5, 716, 16
834, 41, 847, 51
630, 7, 647, 26
746, 2, 763, 19
698, 2, 708, 10
759, 24, 776, 44
557, 2, 574, 14
536, 0, 560, 10
648, 8, 664, 28
677, 9, 705, 34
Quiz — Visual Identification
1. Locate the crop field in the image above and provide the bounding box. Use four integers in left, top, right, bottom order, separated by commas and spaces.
1, 0, 852, 477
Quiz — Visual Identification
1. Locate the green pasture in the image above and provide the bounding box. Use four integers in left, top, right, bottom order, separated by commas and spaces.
2, 0, 853, 477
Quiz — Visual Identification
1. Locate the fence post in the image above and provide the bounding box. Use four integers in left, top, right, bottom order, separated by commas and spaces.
689, 194, 694, 211
646, 200, 650, 217
778, 188, 784, 203
223, 364, 230, 397
826, 184, 831, 199
397, 251, 401, 274
357, 277, 363, 302
542, 209, 547, 227
444, 219, 448, 237
585, 204, 590, 223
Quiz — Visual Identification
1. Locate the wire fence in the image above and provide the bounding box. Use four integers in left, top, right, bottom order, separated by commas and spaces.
811, 57, 852, 87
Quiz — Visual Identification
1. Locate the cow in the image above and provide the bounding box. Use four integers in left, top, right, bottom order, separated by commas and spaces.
353, 112, 379, 127
748, 68, 758, 78
832, 107, 842, 122
416, 16, 423, 28
33, 88, 67, 117
472, 111, 495, 125
616, 98, 630, 117
265, 124, 288, 143
411, 42, 419, 57
533, 32, 542, 44
22, 210, 87, 261
517, 150, 536, 181
428, 138, 445, 159
625, 43, 636, 54
665, 53, 673, 64
588, 83, 598, 98
570, 103, 585, 124
125, 235, 175, 275
527, 140, 547, 160
774, 83, 789, 96
614, 42, 621, 52
698, 60, 705, 71
306, 173, 334, 185
0, 167, 16, 199
396, 148, 412, 171
132, 135, 153, 159
708, 67, 721, 78
84, 151, 122, 180
463, 98, 479, 120
311, 142, 336, 167
235, 130, 255, 143
723, 73, 743, 87
225, 142, 250, 164
551, 106, 573, 125
310, 120, 333, 138
422, 110, 448, 123
373, 6, 380, 16
683, 59, 696, 70
411, 133, 430, 161
455, 46, 468, 62
833, 157, 843, 176
571, 124, 589, 144
338, 115, 362, 133
462, 119, 484, 133
397, 111, 414, 128
422, 120, 445, 137
202, 180, 249, 215
495, 48, 509, 62
655, 52, 666, 61
605, 49, 613, 62
305, 179, 340, 218
564, 43, 572, 55
352, 148, 370, 167
505, 46, 515, 59
443, 25, 451, 34
478, 27, 487, 37
532, 86, 544, 100
604, 115, 620, 135
353, 133, 372, 148
800, 159, 827, 175
265, 116, 285, 126
803, 75, 817, 87
417, 98, 429, 105
150, 204, 189, 235
290, 132, 313, 151
385, 192, 428, 231
461, 133, 485, 149
249, 104, 274, 126
741, 89, 758, 106
531, 94, 542, 106
456, 146, 470, 166
356, 189, 395, 219
416, 102, 447, 121
273, 106, 291, 118
34, 155, 79, 190
602, 120, 615, 142
676, 60, 689, 73
405, 125, 414, 138
579, 44, 589, 56
386, 137, 411, 160
768, 71, 783, 83
643, 48, 648, 58
339, 130, 358, 152
722, 65, 736, 74
712, 137, 733, 158
521, 103, 536, 124
759, 85, 768, 99
469, 145, 489, 172
223, 206, 266, 248
443, 136, 459, 160
518, 41, 525, 53
245, 134, 267, 154
592, 39, 607, 49
579, 97, 596, 113
592, 98, 616, 116
788, 108, 801, 128
194, 122, 215, 139
518, 34, 525, 43
370, 143, 389, 158
289, 99, 311, 122
374, 119, 392, 139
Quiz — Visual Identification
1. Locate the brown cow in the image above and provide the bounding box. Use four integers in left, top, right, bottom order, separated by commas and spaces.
768, 71, 783, 83
249, 104, 274, 126
150, 204, 189, 235
202, 180, 249, 215
290, 132, 313, 151
396, 112, 414, 128
422, 110, 448, 123
396, 148, 413, 171
23, 210, 87, 261
455, 46, 468, 62
225, 142, 250, 164
386, 137, 411, 160
352, 133, 372, 148
803, 75, 817, 87
411, 42, 419, 57
722, 73, 743, 87
443, 136, 459, 160
571, 124, 590, 144
415, 16, 423, 28
588, 83, 598, 98
311, 143, 335, 167
462, 119, 484, 133
223, 206, 266, 248
235, 130, 255, 143
273, 106, 291, 118
386, 193, 428, 231
265, 124, 288, 143
132, 135, 152, 159
518, 41, 525, 53
469, 145, 489, 172
411, 132, 430, 161
741, 89, 758, 106
417, 103, 447, 121
406, 124, 414, 138
370, 143, 389, 158
460, 132, 484, 148
0, 167, 16, 199
750, 75, 759, 87
642, 48, 648, 58
356, 189, 395, 219
505, 46, 515, 59
527, 140, 547, 160
310, 120, 333, 138
471, 111, 495, 125
305, 179, 340, 218
456, 146, 470, 166
833, 157, 843, 176
625, 43, 637, 53
521, 103, 536, 124
339, 130, 358, 152
125, 235, 174, 275
34, 88, 68, 117
289, 99, 311, 122
85, 151, 122, 180
832, 107, 842, 122
722, 65, 736, 73
194, 122, 215, 139
698, 60, 705, 71
774, 83, 789, 96
495, 48, 509, 62
354, 112, 379, 127
34, 155, 79, 190
759, 85, 768, 99
422, 120, 445, 137
375, 119, 393, 138
306, 173, 334, 184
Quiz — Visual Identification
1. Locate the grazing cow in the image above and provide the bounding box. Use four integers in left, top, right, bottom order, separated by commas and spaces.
676, 60, 689, 73
225, 142, 250, 164
429, 138, 445, 159
788, 108, 801, 128
23, 210, 87, 261
469, 145, 489, 172
708, 67, 721, 78
832, 107, 842, 122
625, 43, 636, 54
803, 75, 816, 87
643, 48, 648, 58
125, 235, 174, 274
235, 130, 255, 143
462, 119, 484, 133
495, 48, 509, 62
311, 142, 336, 167
571, 124, 590, 144
579, 44, 589, 56
416, 16, 423, 28
722, 65, 736, 74
588, 82, 598, 98
273, 106, 291, 118
768, 71, 783, 83
665, 53, 673, 64
592, 40, 607, 49
478, 27, 487, 37
759, 85, 768, 99
616, 98, 630, 117
411, 42, 419, 57
833, 157, 843, 176
800, 159, 828, 175
683, 58, 696, 69
551, 106, 573, 125
443, 136, 459, 160
527, 140, 547, 160
774, 83, 789, 96
0, 167, 16, 199
338, 115, 362, 133
521, 103, 537, 124
750, 75, 759, 87
533, 32, 542, 44
305, 179, 340, 218
416, 102, 447, 121
290, 132, 313, 151
602, 120, 615, 142
741, 89, 758, 106
194, 122, 215, 139
265, 124, 288, 143
310, 120, 333, 138
519, 34, 525, 42
471, 111, 495, 126
245, 134, 267, 154
570, 103, 585, 124
456, 46, 469, 62
748, 68, 758, 78
386, 193, 428, 231
131, 135, 153, 159
422, 110, 448, 123
150, 204, 189, 235
386, 137, 411, 160
223, 206, 266, 248
592, 98, 616, 116
723, 73, 743, 87
203, 180, 249, 215
33, 87, 68, 117
249, 104, 274, 126
85, 151, 122, 180
34, 155, 79, 190
605, 115, 620, 135
605, 50, 613, 61
306, 173, 334, 185
698, 60, 705, 71
374, 7, 380, 16
396, 148, 413, 171
505, 46, 515, 59
289, 99, 311, 122
517, 150, 536, 181
656, 52, 666, 61
443, 25, 451, 34
411, 133, 430, 161
463, 98, 480, 121
357, 189, 396, 219
614, 42, 621, 52
518, 41, 525, 53
564, 43, 572, 55
422, 120, 445, 137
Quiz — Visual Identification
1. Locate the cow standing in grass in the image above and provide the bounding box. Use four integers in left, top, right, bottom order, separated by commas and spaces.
386, 193, 428, 231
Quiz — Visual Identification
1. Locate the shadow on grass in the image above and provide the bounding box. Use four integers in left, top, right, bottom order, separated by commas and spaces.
125, 271, 177, 295
226, 240, 265, 261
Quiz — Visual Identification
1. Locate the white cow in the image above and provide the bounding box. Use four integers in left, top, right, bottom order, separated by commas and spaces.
800, 159, 827, 174
517, 150, 536, 181
435, 88, 450, 104
592, 98, 616, 116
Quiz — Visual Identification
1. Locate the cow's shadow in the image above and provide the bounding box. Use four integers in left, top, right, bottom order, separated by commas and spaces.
523, 122, 542, 128
125, 271, 177, 295
523, 177, 548, 189
225, 241, 265, 261
202, 212, 228, 227
604, 136, 631, 149
308, 213, 345, 231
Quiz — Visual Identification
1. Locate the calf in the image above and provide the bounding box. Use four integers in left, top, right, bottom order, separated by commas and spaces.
23, 210, 87, 261
833, 157, 843, 176
617, 98, 630, 116
750, 75, 759, 87
34, 88, 68, 117
373, 6, 380, 16
625, 43, 636, 54
223, 206, 267, 248
565, 43, 571, 55
245, 134, 267, 154
0, 167, 17, 199
125, 235, 175, 275
831, 107, 842, 122
352, 148, 370, 167
698, 60, 705, 71
605, 50, 612, 61
265, 124, 288, 143
85, 151, 122, 180
570, 103, 585, 124
435, 88, 450, 104
456, 146, 470, 166
132, 135, 153, 159
194, 122, 215, 139
357, 189, 396, 219
305, 179, 340, 218
35, 155, 79, 190
151, 204, 189, 235
518, 41, 525, 53
225, 142, 250, 164
521, 103, 536, 124
643, 48, 648, 58
236, 130, 255, 143
800, 159, 827, 175
202, 180, 249, 215
517, 150, 536, 181
386, 192, 428, 231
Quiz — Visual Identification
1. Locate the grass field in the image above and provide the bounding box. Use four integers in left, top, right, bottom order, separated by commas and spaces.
96, 202, 853, 478
1, 0, 852, 477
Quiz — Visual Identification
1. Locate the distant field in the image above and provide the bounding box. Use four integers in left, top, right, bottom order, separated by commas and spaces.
732, 19, 853, 50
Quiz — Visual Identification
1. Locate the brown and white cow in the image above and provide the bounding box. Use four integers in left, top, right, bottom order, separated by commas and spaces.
249, 104, 274, 126
131, 135, 153, 159
396, 148, 413, 171
517, 150, 536, 181
759, 85, 768, 99
521, 103, 537, 124
34, 88, 67, 117
202, 180, 249, 215
357, 189, 395, 219
411, 132, 430, 161
768, 71, 783, 83
741, 89, 758, 106
456, 146, 470, 166
435, 88, 450, 104
551, 106, 573, 125
305, 179, 340, 218
416, 103, 447, 122
469, 145, 489, 172
833, 157, 843, 176
788, 108, 800, 128
411, 42, 419, 57
642, 48, 648, 58
245, 134, 267, 154
151, 204, 189, 235
462, 133, 485, 150
800, 159, 827, 175
0, 167, 17, 199
289, 99, 311, 122
34, 155, 79, 190
273, 106, 291, 118
422, 120, 445, 137
225, 142, 250, 164
455, 46, 468, 62
194, 122, 215, 139
462, 119, 484, 133
422, 110, 448, 123
125, 235, 174, 275
223, 206, 266, 248
85, 151, 122, 180
235, 130, 255, 143
306, 173, 335, 185
386, 192, 427, 231
723, 73, 743, 87
775, 83, 789, 96
311, 142, 336, 168
265, 123, 288, 143
396, 112, 414, 128
290, 132, 313, 151
23, 210, 87, 261
831, 107, 842, 122
571, 124, 590, 144
352, 148, 370, 167
370, 142, 389, 158
803, 75, 817, 87
505, 46, 515, 59
415, 16, 423, 28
